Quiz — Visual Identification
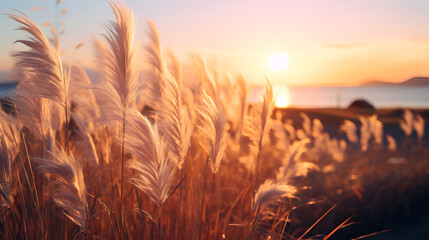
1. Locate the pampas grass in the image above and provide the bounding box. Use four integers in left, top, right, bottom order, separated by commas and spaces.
9, 12, 68, 108
253, 179, 296, 212
93, 2, 139, 234
125, 110, 176, 207
400, 109, 414, 137
145, 22, 166, 111
14, 76, 52, 140
340, 120, 358, 143
37, 145, 87, 231
145, 23, 192, 169
95, 2, 138, 122
197, 90, 228, 174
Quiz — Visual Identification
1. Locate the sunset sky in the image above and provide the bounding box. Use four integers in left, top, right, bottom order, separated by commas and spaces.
1, 0, 429, 86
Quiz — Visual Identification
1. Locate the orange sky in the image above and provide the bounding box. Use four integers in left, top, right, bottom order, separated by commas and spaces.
1, 0, 429, 86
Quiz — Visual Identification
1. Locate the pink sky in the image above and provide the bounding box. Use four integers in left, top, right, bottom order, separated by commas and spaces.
1, 0, 429, 85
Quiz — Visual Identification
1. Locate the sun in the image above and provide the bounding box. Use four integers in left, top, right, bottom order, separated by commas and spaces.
273, 85, 291, 108
268, 52, 289, 71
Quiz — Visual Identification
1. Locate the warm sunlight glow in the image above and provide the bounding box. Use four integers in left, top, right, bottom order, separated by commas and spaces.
274, 85, 290, 108
268, 53, 289, 71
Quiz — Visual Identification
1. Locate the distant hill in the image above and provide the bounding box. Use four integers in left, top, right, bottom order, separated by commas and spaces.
359, 80, 396, 86
399, 77, 429, 86
360, 77, 429, 86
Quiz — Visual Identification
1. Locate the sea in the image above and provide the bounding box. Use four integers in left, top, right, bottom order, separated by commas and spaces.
1, 82, 429, 109
286, 86, 429, 108
0, 82, 17, 99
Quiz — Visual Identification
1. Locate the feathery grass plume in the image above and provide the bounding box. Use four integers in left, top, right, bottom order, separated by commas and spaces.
250, 77, 274, 179
238, 107, 260, 172
277, 139, 310, 181
359, 116, 371, 151
241, 106, 261, 150
284, 121, 296, 141
374, 119, 384, 145
94, 1, 139, 124
400, 109, 413, 137
13, 68, 64, 140
290, 161, 320, 178
296, 129, 307, 140
236, 74, 248, 135
359, 115, 383, 151
253, 179, 296, 211
93, 2, 138, 233
413, 113, 425, 142
144, 21, 167, 111
270, 119, 290, 151
38, 145, 87, 231
9, 12, 68, 108
197, 90, 228, 173
146, 23, 192, 168
328, 138, 347, 162
340, 120, 358, 143
69, 64, 100, 132
260, 77, 274, 138
125, 110, 176, 206
192, 55, 220, 103
300, 113, 311, 136
92, 38, 110, 83
13, 76, 50, 140
158, 71, 192, 169
312, 118, 324, 138
386, 134, 397, 151
167, 49, 182, 87
70, 127, 100, 165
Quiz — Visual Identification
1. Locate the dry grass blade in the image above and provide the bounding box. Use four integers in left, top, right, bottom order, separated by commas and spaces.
351, 229, 391, 240
297, 203, 338, 240
322, 217, 352, 240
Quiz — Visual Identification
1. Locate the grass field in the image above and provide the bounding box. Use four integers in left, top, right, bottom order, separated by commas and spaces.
1, 2, 428, 239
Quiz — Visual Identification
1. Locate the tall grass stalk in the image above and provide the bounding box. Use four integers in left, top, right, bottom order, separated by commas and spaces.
93, 1, 139, 235
253, 76, 273, 193
6, 90, 46, 238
